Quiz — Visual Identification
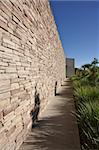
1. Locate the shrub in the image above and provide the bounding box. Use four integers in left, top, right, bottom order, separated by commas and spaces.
76, 100, 99, 149
74, 86, 99, 104
72, 59, 99, 149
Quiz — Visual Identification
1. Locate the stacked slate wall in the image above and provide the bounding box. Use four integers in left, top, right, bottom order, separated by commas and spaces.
0, 0, 66, 149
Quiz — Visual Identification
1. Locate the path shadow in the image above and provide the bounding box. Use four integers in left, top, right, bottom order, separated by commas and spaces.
22, 96, 80, 150
57, 86, 74, 98
20, 81, 80, 150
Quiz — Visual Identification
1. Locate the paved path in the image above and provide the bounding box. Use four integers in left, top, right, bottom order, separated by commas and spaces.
19, 79, 81, 150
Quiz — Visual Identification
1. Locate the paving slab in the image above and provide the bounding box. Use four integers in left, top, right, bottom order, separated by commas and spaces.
19, 79, 81, 150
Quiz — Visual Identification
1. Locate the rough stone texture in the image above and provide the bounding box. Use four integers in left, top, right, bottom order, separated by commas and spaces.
0, 0, 65, 149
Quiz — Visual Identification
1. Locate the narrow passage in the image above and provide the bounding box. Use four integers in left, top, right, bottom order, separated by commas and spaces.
19, 79, 81, 150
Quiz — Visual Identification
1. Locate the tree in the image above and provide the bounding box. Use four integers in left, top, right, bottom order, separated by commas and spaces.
81, 58, 99, 86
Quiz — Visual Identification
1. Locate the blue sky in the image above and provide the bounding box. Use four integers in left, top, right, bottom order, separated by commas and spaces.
50, 0, 99, 68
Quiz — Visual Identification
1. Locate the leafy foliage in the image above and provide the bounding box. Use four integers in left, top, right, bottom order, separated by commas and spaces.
71, 58, 99, 150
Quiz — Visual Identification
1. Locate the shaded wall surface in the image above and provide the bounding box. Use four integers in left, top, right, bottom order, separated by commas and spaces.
0, 0, 65, 149
66, 58, 75, 78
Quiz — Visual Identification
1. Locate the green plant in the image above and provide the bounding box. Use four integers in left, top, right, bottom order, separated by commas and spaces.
76, 101, 99, 149
71, 58, 99, 149
74, 86, 99, 104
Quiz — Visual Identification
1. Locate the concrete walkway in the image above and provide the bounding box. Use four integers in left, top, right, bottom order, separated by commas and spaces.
19, 79, 81, 150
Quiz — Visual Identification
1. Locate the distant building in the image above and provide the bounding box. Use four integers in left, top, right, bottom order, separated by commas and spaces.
66, 58, 75, 78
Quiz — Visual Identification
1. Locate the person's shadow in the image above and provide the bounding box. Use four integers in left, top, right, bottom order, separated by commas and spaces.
30, 88, 41, 128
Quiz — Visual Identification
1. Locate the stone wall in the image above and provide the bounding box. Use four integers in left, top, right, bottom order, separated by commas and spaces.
0, 0, 65, 149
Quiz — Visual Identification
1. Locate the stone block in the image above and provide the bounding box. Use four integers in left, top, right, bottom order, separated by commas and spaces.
0, 15, 7, 24
15, 105, 23, 116
11, 83, 19, 90
5, 125, 16, 138
0, 98, 10, 111
12, 15, 20, 24
0, 110, 3, 121
0, 45, 13, 54
0, 19, 8, 31
0, 131, 8, 149
6, 67, 17, 73
4, 111, 15, 123
0, 79, 10, 93
0, 92, 10, 100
